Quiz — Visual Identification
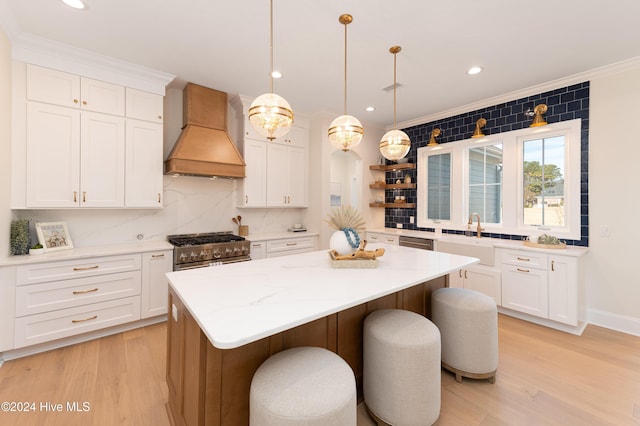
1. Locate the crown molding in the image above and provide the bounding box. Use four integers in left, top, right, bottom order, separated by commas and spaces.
11, 32, 175, 95
396, 56, 640, 130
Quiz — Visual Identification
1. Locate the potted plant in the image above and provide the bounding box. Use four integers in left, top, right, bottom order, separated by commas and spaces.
29, 243, 45, 255
325, 205, 366, 255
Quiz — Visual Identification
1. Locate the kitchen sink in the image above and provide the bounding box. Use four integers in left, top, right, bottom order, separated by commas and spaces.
436, 236, 495, 266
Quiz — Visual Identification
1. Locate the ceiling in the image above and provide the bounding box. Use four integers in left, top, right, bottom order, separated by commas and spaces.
2, 0, 640, 128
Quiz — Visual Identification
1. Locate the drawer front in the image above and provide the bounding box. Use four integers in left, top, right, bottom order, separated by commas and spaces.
367, 233, 399, 245
17, 254, 142, 285
14, 296, 141, 348
16, 271, 141, 317
266, 237, 316, 255
500, 250, 547, 269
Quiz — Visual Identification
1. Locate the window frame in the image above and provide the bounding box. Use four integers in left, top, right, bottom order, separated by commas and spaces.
417, 119, 582, 240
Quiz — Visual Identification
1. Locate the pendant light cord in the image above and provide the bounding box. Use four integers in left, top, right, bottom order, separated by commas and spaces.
393, 50, 397, 129
343, 19, 348, 115
269, 0, 274, 94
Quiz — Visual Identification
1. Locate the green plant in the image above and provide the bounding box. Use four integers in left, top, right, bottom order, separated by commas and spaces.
537, 234, 561, 245
10, 218, 30, 256
31, 243, 43, 249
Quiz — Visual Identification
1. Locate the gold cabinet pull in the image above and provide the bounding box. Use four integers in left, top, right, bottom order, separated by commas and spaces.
551, 260, 555, 272
459, 270, 463, 278
72, 315, 97, 323
152, 253, 165, 258
73, 288, 99, 295
82, 100, 87, 105
73, 265, 99, 271
82, 191, 87, 202
464, 270, 468, 279
157, 115, 162, 120
286, 242, 297, 246
517, 257, 530, 261
73, 191, 77, 202
245, 195, 248, 204
157, 193, 161, 203
73, 99, 79, 104
516, 268, 530, 273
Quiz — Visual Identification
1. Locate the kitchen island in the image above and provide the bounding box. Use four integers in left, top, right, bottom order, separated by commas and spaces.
165, 245, 478, 425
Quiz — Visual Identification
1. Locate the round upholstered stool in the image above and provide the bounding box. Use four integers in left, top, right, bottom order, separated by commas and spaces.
249, 346, 356, 425
363, 309, 441, 426
431, 287, 498, 383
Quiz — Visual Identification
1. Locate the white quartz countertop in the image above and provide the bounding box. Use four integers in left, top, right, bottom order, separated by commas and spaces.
0, 240, 173, 267
166, 244, 479, 350
245, 231, 319, 241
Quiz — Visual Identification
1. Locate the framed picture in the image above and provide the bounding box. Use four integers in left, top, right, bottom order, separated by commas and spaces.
35, 222, 74, 251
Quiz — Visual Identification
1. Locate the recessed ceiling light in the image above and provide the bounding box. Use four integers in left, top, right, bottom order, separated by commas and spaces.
366, 106, 375, 112
271, 70, 282, 79
467, 66, 483, 75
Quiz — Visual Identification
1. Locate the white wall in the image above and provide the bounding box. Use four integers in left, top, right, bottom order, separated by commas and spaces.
0, 26, 11, 258
587, 68, 640, 335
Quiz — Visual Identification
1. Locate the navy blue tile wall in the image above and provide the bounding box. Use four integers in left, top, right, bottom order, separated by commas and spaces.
384, 82, 589, 247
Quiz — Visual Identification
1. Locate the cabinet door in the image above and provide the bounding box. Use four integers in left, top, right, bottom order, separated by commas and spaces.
250, 241, 266, 260
26, 102, 80, 208
80, 112, 125, 207
266, 143, 289, 206
448, 270, 464, 288
548, 256, 578, 326
125, 88, 163, 123
501, 266, 548, 318
80, 77, 125, 116
240, 139, 267, 207
141, 251, 173, 318
287, 145, 306, 206
464, 266, 502, 305
125, 119, 164, 208
26, 64, 80, 108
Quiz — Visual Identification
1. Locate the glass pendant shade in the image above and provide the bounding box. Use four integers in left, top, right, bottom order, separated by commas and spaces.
249, 92, 294, 141
328, 114, 364, 151
379, 129, 411, 160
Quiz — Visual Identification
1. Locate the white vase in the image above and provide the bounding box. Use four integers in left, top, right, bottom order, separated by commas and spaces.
329, 230, 357, 255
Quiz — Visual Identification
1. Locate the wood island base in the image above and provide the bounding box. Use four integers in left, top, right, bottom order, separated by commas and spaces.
166, 276, 446, 426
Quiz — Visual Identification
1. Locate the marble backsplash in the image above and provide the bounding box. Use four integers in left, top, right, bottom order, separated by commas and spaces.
16, 176, 308, 248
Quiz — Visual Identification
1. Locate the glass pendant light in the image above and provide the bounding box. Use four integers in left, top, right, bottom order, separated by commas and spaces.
328, 14, 364, 152
249, 0, 294, 141
379, 46, 410, 161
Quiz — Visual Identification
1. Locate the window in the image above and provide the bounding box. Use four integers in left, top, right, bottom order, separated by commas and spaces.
468, 144, 503, 224
522, 136, 565, 227
417, 119, 581, 240
427, 152, 451, 221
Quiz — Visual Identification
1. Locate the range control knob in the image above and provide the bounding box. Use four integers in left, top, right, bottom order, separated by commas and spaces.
190, 252, 198, 260
179, 253, 188, 261
213, 250, 222, 259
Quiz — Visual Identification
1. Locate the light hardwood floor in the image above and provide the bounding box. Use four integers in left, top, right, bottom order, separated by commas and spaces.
0, 314, 639, 426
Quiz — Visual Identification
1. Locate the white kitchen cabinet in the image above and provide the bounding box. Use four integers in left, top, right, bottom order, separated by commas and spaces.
14, 253, 143, 348
499, 248, 580, 326
366, 232, 399, 245
0, 266, 16, 352
125, 119, 164, 207
266, 127, 307, 207
249, 240, 266, 260
80, 111, 126, 207
125, 88, 164, 123
141, 250, 173, 319
239, 138, 268, 207
266, 236, 317, 258
27, 64, 125, 115
16, 63, 165, 209
25, 104, 125, 208
25, 102, 81, 208
448, 265, 502, 304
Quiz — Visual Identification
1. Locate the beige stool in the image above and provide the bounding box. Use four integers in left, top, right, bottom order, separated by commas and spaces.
431, 287, 498, 383
250, 346, 356, 425
364, 309, 441, 426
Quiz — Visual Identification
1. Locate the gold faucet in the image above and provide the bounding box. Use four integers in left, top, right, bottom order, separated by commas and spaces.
468, 212, 484, 238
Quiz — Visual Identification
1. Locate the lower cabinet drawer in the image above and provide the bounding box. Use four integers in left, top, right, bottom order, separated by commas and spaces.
15, 271, 142, 317
14, 296, 141, 348
266, 237, 316, 257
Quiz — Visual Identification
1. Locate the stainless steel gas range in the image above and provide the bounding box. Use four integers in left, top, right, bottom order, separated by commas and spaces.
168, 232, 251, 271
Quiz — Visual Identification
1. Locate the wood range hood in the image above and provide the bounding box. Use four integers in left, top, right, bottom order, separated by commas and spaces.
165, 83, 246, 178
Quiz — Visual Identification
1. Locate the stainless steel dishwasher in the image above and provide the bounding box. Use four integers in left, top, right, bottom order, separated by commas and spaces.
398, 236, 434, 250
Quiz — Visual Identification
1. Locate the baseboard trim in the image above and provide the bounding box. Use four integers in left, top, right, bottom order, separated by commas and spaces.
587, 309, 640, 337
0, 315, 167, 364
497, 308, 587, 335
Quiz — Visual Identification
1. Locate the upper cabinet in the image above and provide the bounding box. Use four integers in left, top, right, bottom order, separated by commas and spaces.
13, 63, 165, 209
232, 95, 309, 208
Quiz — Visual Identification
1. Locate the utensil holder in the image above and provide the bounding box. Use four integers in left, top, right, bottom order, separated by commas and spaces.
239, 225, 249, 236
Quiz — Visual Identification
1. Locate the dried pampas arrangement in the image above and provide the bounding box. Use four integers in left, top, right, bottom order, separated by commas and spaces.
325, 205, 366, 231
